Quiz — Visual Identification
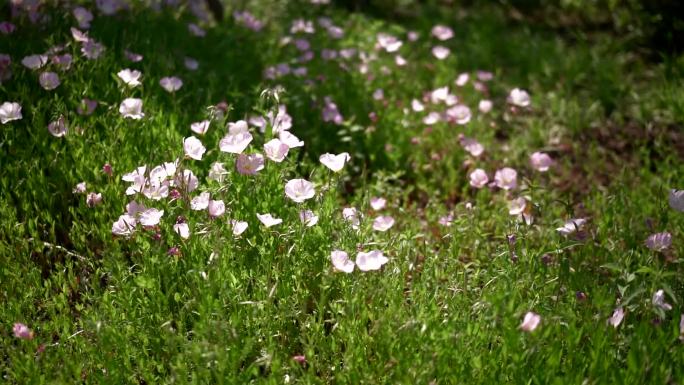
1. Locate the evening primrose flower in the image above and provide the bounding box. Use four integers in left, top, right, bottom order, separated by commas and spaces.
47, 116, 67, 137
119, 98, 144, 119
21, 54, 48, 70
520, 312, 541, 332
183, 136, 206, 160
264, 138, 289, 162
469, 169, 489, 188
191, 192, 210, 211
319, 152, 350, 172
208, 200, 225, 217
342, 207, 360, 229
175, 169, 199, 192
608, 307, 624, 328
370, 197, 386, 211
112, 214, 136, 236
431, 46, 450, 60
478, 99, 493, 114
279, 131, 304, 148
494, 168, 517, 190
455, 73, 469, 86
117, 69, 141, 87
299, 210, 319, 227
207, 162, 228, 183
124, 50, 143, 62
669, 189, 684, 212
331, 250, 354, 273
508, 197, 527, 216
257, 213, 282, 227
174, 221, 190, 239
160, 76, 183, 92
236, 153, 265, 175
73, 7, 93, 29
355, 250, 388, 271
190, 120, 210, 136
507, 88, 530, 107
285, 179, 315, 203
372, 215, 395, 231
39, 72, 60, 90
530, 152, 553, 172
13, 323, 34, 340
652, 289, 672, 311
86, 192, 102, 207
139, 208, 164, 227
184, 57, 199, 71
219, 131, 253, 154
73, 182, 87, 194
81, 40, 105, 60
459, 136, 484, 157
231, 220, 248, 236
446, 105, 471, 125
376, 33, 402, 52
431, 25, 454, 41
645, 232, 672, 252
556, 218, 587, 236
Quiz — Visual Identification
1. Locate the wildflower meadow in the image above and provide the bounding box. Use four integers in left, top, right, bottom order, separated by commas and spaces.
1, 0, 684, 383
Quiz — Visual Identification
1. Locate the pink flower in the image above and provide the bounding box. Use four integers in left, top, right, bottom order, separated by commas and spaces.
331, 250, 354, 273
73, 182, 87, 194
494, 168, 517, 190
431, 46, 450, 60
431, 25, 454, 41
322, 97, 344, 125
508, 197, 527, 216
477, 71, 493, 81
77, 98, 97, 115
372, 215, 395, 231
231, 220, 248, 236
446, 105, 471, 125
86, 192, 102, 207
669, 189, 684, 212
236, 153, 264, 175
299, 210, 319, 227
47, 116, 67, 137
608, 307, 624, 328
395, 55, 407, 66
117, 69, 141, 87
520, 312, 541, 332
184, 57, 199, 71
423, 112, 441, 125
469, 169, 489, 188
319, 152, 350, 172
208, 200, 225, 217
160, 76, 183, 92
507, 88, 530, 107
183, 136, 206, 160
119, 98, 144, 119
370, 197, 386, 211
81, 40, 105, 60
645, 232, 672, 252
478, 99, 493, 114
139, 208, 164, 227
355, 250, 388, 271
39, 72, 60, 90
175, 170, 199, 192
373, 88, 384, 101
190, 120, 210, 135
264, 138, 289, 162
97, 0, 122, 15
376, 33, 402, 52
71, 27, 90, 43
257, 213, 282, 227
278, 131, 304, 148
652, 289, 672, 311
343, 207, 360, 229
174, 222, 190, 239
455, 73, 469, 86
188, 23, 206, 37
219, 132, 253, 154
0, 22, 16, 35
124, 50, 143, 62
21, 54, 48, 70
285, 179, 315, 203
73, 7, 93, 29
0, 102, 22, 124
191, 192, 210, 211
530, 152, 553, 172
13, 323, 34, 340
556, 218, 587, 236
208, 162, 228, 183
460, 136, 484, 157
112, 214, 136, 236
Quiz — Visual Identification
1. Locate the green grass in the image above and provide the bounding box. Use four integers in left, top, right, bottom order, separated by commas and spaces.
1, 1, 683, 383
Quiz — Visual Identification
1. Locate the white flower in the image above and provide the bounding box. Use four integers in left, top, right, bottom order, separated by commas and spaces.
0, 102, 22, 124
39, 72, 60, 90
608, 307, 624, 328
73, 182, 87, 194
508, 88, 530, 107
494, 168, 517, 190
372, 216, 395, 231
455, 73, 469, 86
331, 250, 354, 273
411, 99, 425, 112
478, 99, 493, 114
112, 214, 136, 236
139, 208, 164, 227
236, 153, 264, 175
228, 120, 249, 134
469, 169, 489, 188
342, 207, 360, 229
160, 76, 182, 92
119, 98, 144, 119
556, 218, 587, 236
208, 200, 225, 217
299, 210, 319, 227
423, 112, 441, 125
21, 54, 48, 70
86, 192, 102, 207
174, 223, 190, 239
191, 120, 210, 135
47, 116, 67, 137
508, 197, 527, 216
183, 136, 206, 160
652, 289, 672, 311
431, 46, 450, 60
264, 138, 290, 162
431, 25, 454, 41
219, 132, 253, 154
370, 197, 386, 211
285, 179, 315, 203
117, 69, 142, 87
191, 192, 210, 211
355, 250, 388, 271
530, 152, 553, 172
319, 152, 350, 172
520, 312, 541, 332
669, 189, 684, 212
231, 220, 248, 236
207, 162, 228, 183
446, 105, 471, 125
279, 131, 304, 148
257, 213, 282, 227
